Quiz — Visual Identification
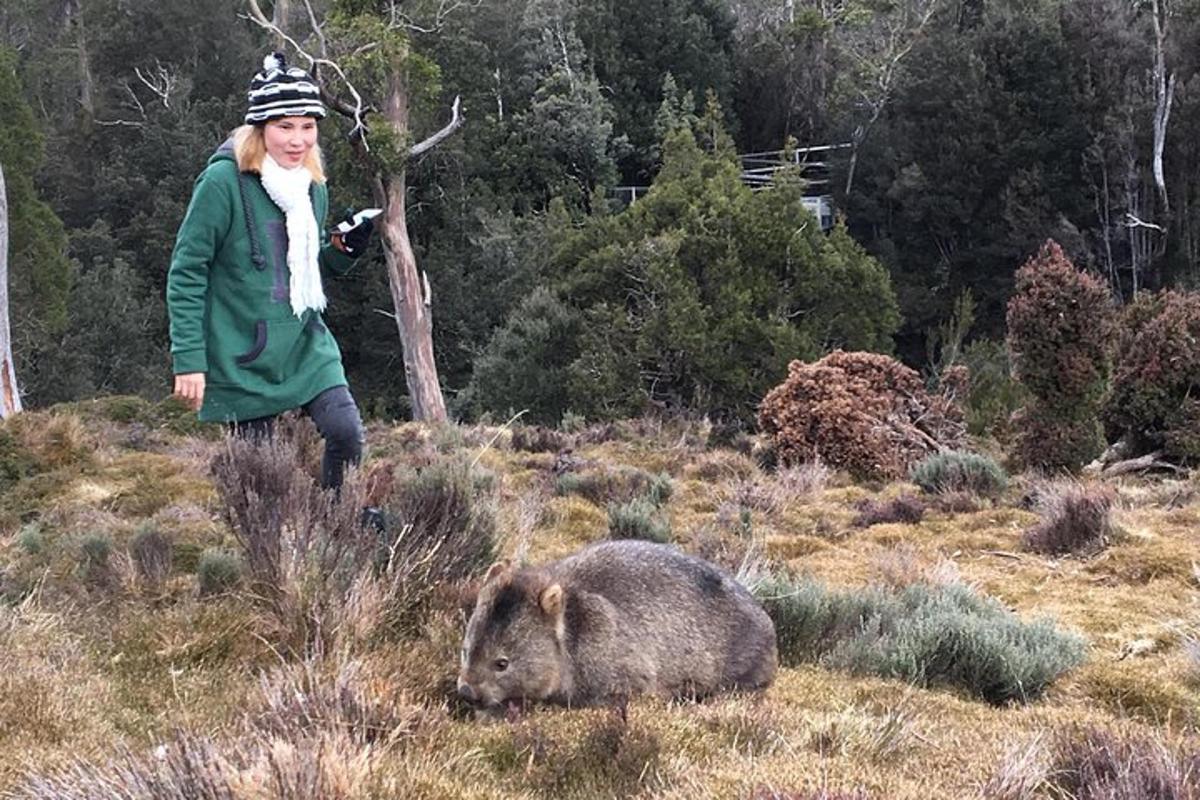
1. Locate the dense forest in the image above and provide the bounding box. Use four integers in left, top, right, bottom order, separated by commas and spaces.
1, 0, 1198, 426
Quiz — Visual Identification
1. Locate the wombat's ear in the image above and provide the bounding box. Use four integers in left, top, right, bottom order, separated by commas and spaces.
538, 583, 564, 617
483, 560, 512, 585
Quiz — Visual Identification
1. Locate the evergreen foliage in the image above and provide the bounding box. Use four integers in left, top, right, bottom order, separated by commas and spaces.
1104, 290, 1200, 462
487, 109, 902, 425
0, 46, 72, 405
1006, 241, 1115, 470
0, 0, 1197, 433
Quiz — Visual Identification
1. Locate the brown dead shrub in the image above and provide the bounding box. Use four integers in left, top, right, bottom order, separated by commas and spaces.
758, 351, 965, 481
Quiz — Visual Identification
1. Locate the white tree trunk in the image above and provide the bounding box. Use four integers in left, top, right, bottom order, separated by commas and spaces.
1150, 0, 1174, 215
0, 162, 24, 417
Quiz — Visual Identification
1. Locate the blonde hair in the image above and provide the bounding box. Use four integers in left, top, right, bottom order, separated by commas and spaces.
232, 123, 326, 183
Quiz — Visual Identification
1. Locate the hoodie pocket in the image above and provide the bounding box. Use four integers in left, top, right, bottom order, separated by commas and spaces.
235, 320, 268, 365
235, 317, 305, 385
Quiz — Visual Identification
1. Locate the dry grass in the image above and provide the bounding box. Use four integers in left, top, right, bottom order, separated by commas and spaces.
0, 411, 1199, 798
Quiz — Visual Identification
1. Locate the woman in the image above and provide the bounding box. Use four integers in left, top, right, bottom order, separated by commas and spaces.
167, 53, 375, 491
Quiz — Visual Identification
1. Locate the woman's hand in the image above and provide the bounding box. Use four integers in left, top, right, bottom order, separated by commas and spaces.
173, 372, 206, 411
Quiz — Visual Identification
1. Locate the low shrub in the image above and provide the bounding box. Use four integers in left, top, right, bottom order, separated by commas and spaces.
78, 533, 112, 584
851, 495, 926, 528
15, 524, 43, 556
511, 425, 570, 453
751, 574, 1086, 704
196, 549, 241, 597
129, 525, 173, 589
1022, 481, 1116, 556
0, 411, 94, 496
982, 726, 1200, 800
256, 658, 427, 747
607, 498, 672, 543
382, 460, 498, 589
556, 466, 673, 508
910, 451, 1008, 497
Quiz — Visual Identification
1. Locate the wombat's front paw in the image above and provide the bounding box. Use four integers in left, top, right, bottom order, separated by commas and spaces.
504, 699, 529, 723
470, 704, 509, 723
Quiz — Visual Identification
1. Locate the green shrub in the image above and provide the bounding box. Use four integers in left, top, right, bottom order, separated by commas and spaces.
16, 524, 43, 555
196, 549, 241, 596
751, 574, 1086, 704
464, 288, 585, 425
607, 498, 672, 543
79, 533, 111, 567
910, 451, 1008, 497
78, 533, 113, 585
559, 410, 587, 434
1006, 240, 1115, 470
961, 339, 1025, 439
555, 467, 673, 508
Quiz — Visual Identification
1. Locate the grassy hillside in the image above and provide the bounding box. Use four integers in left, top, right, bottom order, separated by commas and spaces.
0, 397, 1197, 798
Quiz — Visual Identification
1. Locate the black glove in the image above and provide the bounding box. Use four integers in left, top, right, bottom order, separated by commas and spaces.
337, 210, 375, 256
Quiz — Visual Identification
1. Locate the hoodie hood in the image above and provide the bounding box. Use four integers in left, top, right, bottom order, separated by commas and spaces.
210, 138, 237, 167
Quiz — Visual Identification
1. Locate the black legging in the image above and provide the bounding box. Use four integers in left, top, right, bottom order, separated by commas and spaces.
228, 384, 365, 491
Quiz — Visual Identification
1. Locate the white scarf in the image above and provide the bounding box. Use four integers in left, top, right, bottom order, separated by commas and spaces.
259, 154, 325, 318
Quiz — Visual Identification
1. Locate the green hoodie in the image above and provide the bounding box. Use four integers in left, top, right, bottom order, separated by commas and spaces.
166, 143, 358, 423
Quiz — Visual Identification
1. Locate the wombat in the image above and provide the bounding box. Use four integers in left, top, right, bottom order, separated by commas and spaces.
457, 540, 777, 711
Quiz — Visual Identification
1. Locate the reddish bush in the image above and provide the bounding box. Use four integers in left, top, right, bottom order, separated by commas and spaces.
1006, 240, 1115, 469
1021, 481, 1116, 556
1045, 726, 1200, 800
1105, 290, 1200, 463
757, 351, 965, 480
852, 494, 927, 528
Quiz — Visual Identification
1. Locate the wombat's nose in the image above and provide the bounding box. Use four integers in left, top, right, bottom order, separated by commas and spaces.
456, 676, 478, 703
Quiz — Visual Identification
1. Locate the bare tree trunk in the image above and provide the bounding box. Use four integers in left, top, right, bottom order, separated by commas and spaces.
0, 162, 23, 417
66, 0, 94, 116
380, 70, 446, 422
272, 0, 291, 50
1150, 0, 1174, 216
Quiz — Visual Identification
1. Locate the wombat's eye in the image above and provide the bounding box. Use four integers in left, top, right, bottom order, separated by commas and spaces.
494, 657, 509, 672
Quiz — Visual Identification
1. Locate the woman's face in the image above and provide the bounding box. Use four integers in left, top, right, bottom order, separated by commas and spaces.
263, 116, 318, 168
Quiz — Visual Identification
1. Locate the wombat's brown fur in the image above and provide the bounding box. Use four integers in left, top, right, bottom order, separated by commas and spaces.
457, 540, 777, 710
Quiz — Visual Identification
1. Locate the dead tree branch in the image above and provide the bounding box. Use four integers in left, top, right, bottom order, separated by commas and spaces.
244, 0, 371, 145
410, 95, 463, 158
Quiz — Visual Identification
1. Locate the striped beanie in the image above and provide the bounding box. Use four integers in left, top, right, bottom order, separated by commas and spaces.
244, 52, 326, 124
